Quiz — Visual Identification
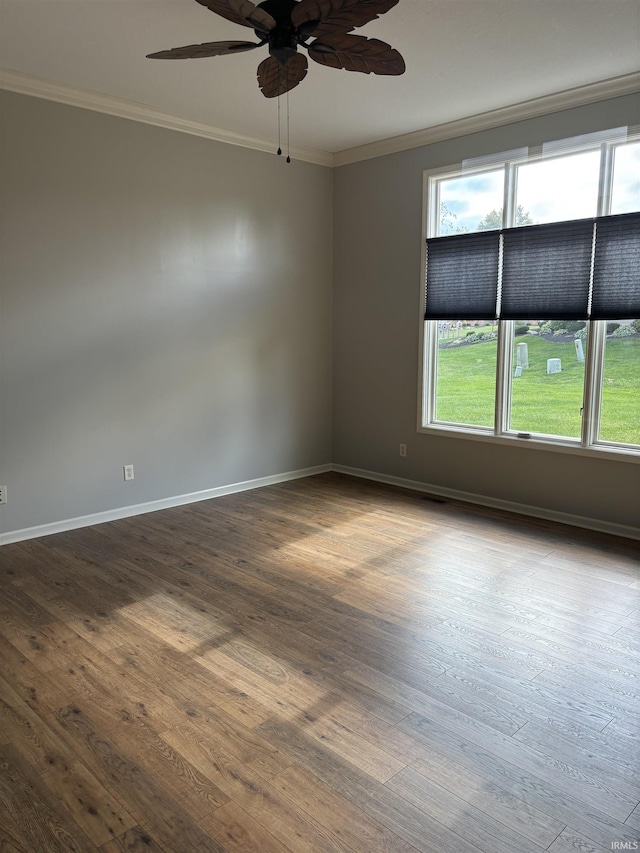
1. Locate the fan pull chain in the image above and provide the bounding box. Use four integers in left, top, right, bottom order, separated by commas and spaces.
275, 92, 291, 164
277, 95, 282, 157
286, 90, 291, 163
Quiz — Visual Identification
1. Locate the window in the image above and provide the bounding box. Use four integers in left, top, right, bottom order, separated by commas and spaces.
420, 130, 640, 458
515, 149, 601, 224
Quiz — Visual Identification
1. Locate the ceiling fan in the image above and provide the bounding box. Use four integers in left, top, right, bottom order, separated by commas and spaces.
147, 0, 406, 98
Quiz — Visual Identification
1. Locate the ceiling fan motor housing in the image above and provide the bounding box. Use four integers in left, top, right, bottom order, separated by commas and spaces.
267, 29, 298, 62
257, 0, 301, 62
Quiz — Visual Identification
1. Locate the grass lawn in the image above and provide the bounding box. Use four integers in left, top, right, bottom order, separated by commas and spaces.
435, 337, 497, 428
600, 336, 640, 444
436, 333, 640, 444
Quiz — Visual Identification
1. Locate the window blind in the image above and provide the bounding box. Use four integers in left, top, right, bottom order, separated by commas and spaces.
500, 220, 594, 320
591, 212, 640, 319
424, 211, 639, 321
424, 231, 499, 320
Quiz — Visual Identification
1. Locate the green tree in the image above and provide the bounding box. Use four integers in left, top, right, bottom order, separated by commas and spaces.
477, 205, 534, 230
439, 202, 469, 235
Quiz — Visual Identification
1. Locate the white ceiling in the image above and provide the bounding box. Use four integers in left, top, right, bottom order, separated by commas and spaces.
1, 0, 639, 156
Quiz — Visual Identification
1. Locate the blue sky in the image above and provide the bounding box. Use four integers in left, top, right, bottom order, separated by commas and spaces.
438, 140, 640, 235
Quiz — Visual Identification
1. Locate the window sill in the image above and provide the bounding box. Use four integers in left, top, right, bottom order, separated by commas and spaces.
417, 423, 640, 463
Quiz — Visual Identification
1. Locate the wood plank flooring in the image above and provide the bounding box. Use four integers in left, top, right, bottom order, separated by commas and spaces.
0, 472, 638, 852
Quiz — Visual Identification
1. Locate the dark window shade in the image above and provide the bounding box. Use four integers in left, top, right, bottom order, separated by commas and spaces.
425, 231, 499, 320
500, 219, 594, 320
425, 211, 639, 322
591, 212, 640, 319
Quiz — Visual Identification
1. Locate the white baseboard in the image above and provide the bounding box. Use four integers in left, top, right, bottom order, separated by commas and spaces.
3, 461, 637, 545
331, 464, 640, 541
0, 464, 332, 546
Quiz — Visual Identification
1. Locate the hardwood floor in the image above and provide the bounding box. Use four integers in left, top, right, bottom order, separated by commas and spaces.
0, 472, 638, 852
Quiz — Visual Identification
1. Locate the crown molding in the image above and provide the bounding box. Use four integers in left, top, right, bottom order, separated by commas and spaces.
333, 71, 640, 167
2, 67, 638, 170
0, 68, 334, 168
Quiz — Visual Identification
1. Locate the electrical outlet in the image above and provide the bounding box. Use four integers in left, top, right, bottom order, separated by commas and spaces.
0, 485, 6, 504
399, 443, 407, 458
123, 465, 135, 481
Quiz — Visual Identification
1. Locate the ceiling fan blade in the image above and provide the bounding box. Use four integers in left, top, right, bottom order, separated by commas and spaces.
309, 33, 405, 75
194, 0, 275, 33
292, 0, 399, 39
147, 40, 263, 59
257, 54, 308, 98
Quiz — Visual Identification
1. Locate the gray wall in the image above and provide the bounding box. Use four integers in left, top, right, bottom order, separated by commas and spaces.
1, 88, 639, 539
0, 91, 333, 535
333, 93, 640, 530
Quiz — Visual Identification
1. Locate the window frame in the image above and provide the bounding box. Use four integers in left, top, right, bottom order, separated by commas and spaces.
418, 131, 640, 463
